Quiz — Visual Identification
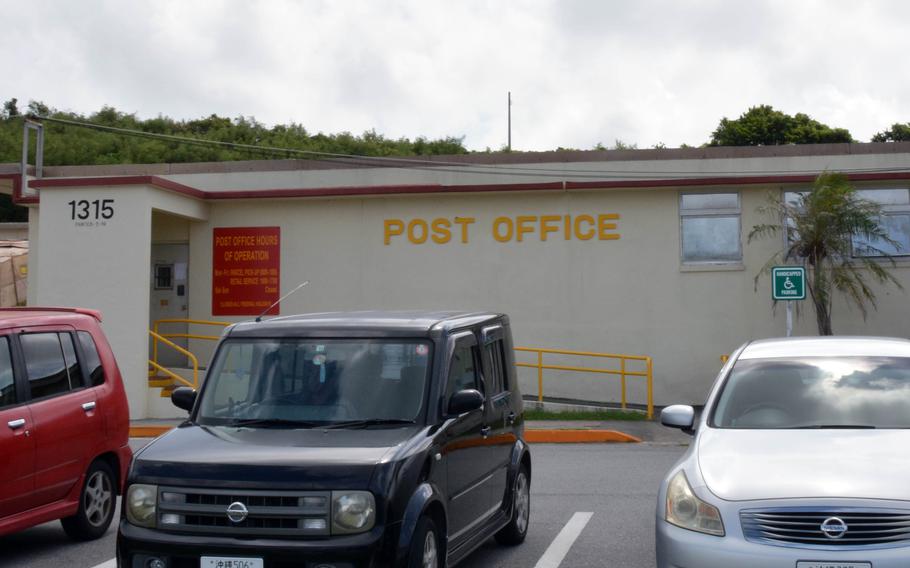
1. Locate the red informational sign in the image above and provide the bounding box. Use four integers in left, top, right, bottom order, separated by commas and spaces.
212, 227, 281, 316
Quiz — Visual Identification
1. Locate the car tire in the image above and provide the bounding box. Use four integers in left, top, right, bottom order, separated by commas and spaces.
408, 515, 442, 568
495, 464, 530, 545
61, 460, 116, 541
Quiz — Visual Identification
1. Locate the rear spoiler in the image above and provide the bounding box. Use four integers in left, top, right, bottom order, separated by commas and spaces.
0, 306, 103, 322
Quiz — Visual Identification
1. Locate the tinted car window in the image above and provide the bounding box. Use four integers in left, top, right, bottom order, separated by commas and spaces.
198, 339, 432, 425
60, 333, 84, 388
22, 333, 72, 399
448, 344, 480, 397
77, 331, 106, 387
486, 340, 507, 394
0, 337, 15, 409
713, 356, 910, 429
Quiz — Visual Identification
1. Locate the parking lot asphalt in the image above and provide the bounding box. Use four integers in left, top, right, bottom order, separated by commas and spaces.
1, 439, 688, 568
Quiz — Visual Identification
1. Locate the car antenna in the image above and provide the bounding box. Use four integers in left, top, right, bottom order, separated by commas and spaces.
255, 280, 309, 323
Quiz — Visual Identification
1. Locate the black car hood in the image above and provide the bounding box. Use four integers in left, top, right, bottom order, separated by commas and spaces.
132, 423, 420, 490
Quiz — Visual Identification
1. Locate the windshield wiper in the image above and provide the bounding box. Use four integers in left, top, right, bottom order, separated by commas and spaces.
323, 418, 416, 429
226, 418, 323, 429
794, 424, 877, 429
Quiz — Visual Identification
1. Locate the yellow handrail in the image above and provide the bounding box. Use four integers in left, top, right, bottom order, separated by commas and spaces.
515, 346, 654, 419
148, 360, 195, 389
148, 330, 200, 388
151, 318, 229, 367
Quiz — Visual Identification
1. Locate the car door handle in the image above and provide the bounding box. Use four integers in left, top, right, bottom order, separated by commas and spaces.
82, 401, 97, 412
7, 418, 25, 430
481, 426, 491, 438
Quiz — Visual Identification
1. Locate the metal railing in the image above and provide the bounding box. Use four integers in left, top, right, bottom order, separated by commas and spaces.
150, 318, 230, 368
515, 347, 654, 419
148, 319, 229, 390
148, 330, 199, 388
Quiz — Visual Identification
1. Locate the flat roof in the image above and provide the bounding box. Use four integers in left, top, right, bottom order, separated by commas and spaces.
4, 141, 910, 178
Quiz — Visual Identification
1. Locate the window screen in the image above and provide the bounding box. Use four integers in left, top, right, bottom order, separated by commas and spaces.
77, 331, 105, 387
680, 192, 741, 263
23, 333, 72, 399
851, 189, 910, 257
0, 337, 15, 409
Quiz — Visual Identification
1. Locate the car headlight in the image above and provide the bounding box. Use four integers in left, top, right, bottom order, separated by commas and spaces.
331, 491, 376, 534
126, 484, 158, 528
665, 471, 724, 536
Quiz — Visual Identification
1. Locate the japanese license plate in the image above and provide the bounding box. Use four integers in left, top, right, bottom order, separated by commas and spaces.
797, 563, 871, 568
201, 557, 264, 568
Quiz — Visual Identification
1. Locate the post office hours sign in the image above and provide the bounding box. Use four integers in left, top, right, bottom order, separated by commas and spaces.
212, 227, 281, 316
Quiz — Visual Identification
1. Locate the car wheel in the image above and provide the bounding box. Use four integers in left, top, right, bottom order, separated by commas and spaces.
495, 464, 530, 545
61, 460, 116, 541
409, 515, 442, 568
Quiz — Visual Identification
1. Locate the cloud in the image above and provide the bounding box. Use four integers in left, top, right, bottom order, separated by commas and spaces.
1, 0, 909, 151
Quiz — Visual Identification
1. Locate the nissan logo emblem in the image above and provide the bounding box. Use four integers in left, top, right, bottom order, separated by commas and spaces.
820, 516, 848, 539
226, 501, 249, 523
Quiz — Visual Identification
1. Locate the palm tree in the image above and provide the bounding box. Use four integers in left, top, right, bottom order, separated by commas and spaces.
749, 172, 902, 335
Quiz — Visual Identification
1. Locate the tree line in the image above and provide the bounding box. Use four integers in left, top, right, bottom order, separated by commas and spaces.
3, 100, 910, 167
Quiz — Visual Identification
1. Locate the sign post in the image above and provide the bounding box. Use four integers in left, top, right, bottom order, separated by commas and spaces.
772, 266, 806, 337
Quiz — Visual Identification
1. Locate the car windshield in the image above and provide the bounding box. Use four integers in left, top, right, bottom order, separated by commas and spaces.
197, 339, 432, 427
712, 356, 910, 429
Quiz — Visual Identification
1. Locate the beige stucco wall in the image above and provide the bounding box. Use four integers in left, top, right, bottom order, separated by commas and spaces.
19, 150, 910, 418
182, 184, 910, 408
33, 185, 207, 418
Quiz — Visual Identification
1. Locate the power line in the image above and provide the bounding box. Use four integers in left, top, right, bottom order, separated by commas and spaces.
28, 114, 910, 181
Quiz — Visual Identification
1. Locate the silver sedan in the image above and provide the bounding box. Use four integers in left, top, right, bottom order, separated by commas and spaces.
656, 336, 910, 568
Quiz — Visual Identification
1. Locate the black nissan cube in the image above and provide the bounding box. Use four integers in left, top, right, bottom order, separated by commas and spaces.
118, 311, 531, 568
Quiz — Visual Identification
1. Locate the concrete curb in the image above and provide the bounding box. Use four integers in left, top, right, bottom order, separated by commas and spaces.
524, 429, 641, 443
129, 425, 641, 443
130, 426, 172, 438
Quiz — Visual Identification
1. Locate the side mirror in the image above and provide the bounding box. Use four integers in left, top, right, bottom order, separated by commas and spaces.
448, 389, 484, 415
660, 404, 696, 434
171, 387, 198, 413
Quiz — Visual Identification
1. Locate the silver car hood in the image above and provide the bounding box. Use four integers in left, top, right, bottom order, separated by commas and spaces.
698, 428, 910, 502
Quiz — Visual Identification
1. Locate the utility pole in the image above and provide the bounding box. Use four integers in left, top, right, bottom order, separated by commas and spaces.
507, 91, 512, 152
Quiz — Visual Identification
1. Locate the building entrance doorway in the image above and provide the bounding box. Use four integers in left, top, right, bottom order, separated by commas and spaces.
150, 243, 189, 368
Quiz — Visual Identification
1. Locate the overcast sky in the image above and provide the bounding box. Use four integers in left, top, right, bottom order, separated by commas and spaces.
3, 0, 909, 151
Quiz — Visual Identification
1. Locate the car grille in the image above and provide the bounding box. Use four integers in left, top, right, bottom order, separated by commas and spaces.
741, 508, 910, 548
157, 486, 332, 537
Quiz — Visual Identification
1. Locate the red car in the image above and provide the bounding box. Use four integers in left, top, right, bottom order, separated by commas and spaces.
0, 307, 132, 540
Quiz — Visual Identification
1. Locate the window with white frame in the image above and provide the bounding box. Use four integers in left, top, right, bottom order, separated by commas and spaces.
680, 192, 742, 263
852, 188, 910, 257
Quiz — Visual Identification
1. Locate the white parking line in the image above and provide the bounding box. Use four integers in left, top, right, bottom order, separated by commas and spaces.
533, 511, 594, 568
94, 514, 595, 568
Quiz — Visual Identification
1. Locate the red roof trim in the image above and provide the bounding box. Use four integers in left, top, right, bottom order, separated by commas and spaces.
0, 173, 37, 205
19, 171, 910, 202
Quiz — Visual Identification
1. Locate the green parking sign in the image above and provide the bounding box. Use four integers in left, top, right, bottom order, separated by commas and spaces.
772, 266, 806, 300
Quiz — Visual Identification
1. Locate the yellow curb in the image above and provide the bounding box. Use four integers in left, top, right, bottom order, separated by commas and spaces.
130, 426, 173, 438
524, 429, 641, 444
131, 426, 642, 444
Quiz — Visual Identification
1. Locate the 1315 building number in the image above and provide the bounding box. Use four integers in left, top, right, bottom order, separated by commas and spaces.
68, 199, 114, 220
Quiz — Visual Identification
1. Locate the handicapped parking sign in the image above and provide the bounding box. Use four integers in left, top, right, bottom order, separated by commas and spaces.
772, 266, 806, 300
